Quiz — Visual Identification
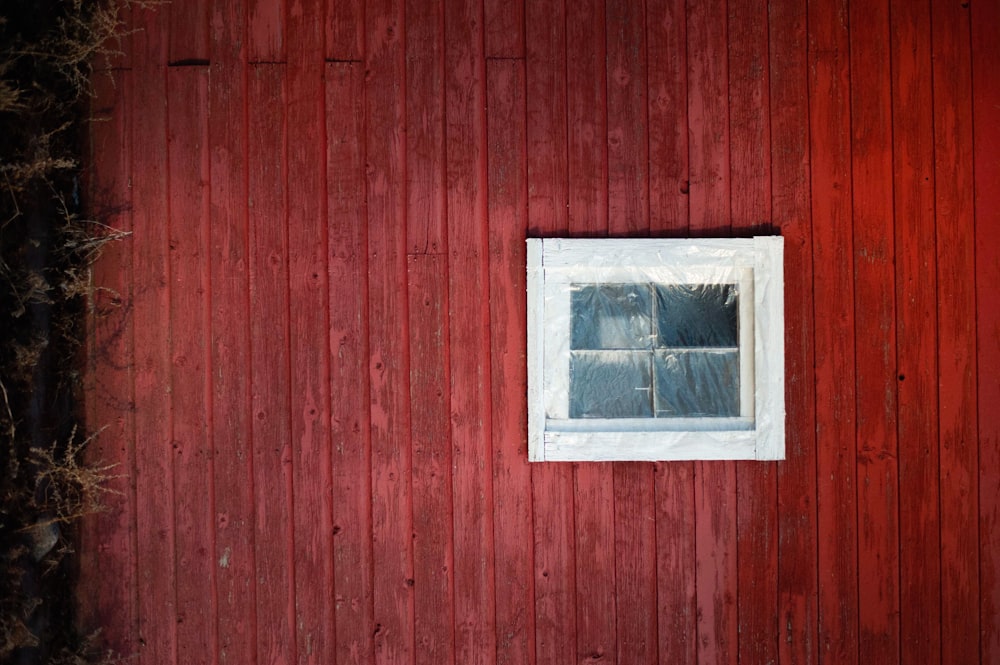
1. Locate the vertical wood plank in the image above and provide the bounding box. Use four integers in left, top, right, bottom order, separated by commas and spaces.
647, 0, 688, 235
130, 5, 178, 663
972, 2, 1000, 661
405, 10, 454, 655
407, 254, 455, 665
889, 1, 940, 661
327, 0, 364, 62
606, 0, 648, 236
82, 69, 138, 658
287, 0, 336, 662
931, 2, 979, 662
365, 1, 415, 663
524, 1, 575, 662
727, 0, 770, 232
327, 61, 375, 665
249, 63, 295, 665
524, 0, 568, 237
169, 0, 210, 63
848, 0, 899, 662
612, 464, 656, 665
168, 67, 216, 665
686, 0, 729, 233
445, 1, 496, 662
485, 0, 524, 58
487, 58, 535, 665
565, 0, 614, 661
647, 2, 696, 661
728, 0, 778, 663
694, 462, 737, 665
406, 0, 446, 254
769, 0, 818, 663
654, 462, 696, 665
808, 0, 859, 662
566, 0, 607, 238
687, 0, 736, 663
208, 2, 257, 662
249, 0, 285, 63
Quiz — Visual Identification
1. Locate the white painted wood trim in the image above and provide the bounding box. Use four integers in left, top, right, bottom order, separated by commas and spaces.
754, 235, 785, 460
526, 238, 546, 461
543, 429, 757, 461
526, 236, 785, 462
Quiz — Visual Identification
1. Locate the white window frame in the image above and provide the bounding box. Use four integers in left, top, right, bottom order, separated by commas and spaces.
527, 236, 784, 462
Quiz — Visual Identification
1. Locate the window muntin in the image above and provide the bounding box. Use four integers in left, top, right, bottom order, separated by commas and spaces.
527, 237, 784, 462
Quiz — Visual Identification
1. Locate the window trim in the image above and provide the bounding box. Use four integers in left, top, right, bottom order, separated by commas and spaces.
527, 236, 785, 462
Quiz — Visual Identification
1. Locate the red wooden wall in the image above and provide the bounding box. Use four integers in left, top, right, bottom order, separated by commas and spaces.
80, 0, 1000, 663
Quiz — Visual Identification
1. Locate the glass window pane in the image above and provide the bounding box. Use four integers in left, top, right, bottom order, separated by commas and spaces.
570, 351, 653, 418
571, 284, 653, 350
656, 284, 738, 347
653, 350, 739, 417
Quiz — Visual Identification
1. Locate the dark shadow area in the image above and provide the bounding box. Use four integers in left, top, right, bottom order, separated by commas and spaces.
1, 2, 128, 663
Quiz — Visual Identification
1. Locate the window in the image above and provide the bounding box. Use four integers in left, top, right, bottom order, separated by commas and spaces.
527, 237, 784, 462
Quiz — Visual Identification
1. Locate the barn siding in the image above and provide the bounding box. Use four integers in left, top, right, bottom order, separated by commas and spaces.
80, 0, 1000, 663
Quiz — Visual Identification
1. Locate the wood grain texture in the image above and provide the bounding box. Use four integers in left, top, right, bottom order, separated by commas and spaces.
405, 0, 446, 255
808, 0, 859, 662
249, 63, 295, 665
486, 58, 535, 665
365, 1, 415, 663
249, 0, 285, 62
405, 24, 452, 660
769, 0, 818, 662
605, 0, 647, 236
327, 0, 364, 61
931, 1, 979, 662
566, 0, 607, 238
445, 0, 497, 662
654, 461, 696, 665
889, 0, 941, 661
327, 61, 375, 665
82, 2, 1000, 663
848, 0, 899, 661
407, 254, 455, 665
129, 5, 178, 663
686, 0, 729, 234
208, 2, 258, 662
484, 0, 523, 58
167, 67, 216, 665
647, 0, 688, 236
287, 0, 336, 663
168, 0, 209, 63
973, 1, 1000, 661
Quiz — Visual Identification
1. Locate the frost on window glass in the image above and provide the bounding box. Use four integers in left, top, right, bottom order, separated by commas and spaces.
568, 282, 740, 419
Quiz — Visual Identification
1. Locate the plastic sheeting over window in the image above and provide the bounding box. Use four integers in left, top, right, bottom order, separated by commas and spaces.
527, 237, 785, 462
568, 283, 740, 419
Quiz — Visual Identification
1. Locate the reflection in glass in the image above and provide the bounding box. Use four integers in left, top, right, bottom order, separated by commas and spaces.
568, 282, 740, 419
569, 351, 652, 418
653, 350, 739, 417
570, 284, 653, 350
656, 284, 738, 347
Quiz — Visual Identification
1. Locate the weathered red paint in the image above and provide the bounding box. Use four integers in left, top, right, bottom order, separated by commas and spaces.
82, 0, 1000, 662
